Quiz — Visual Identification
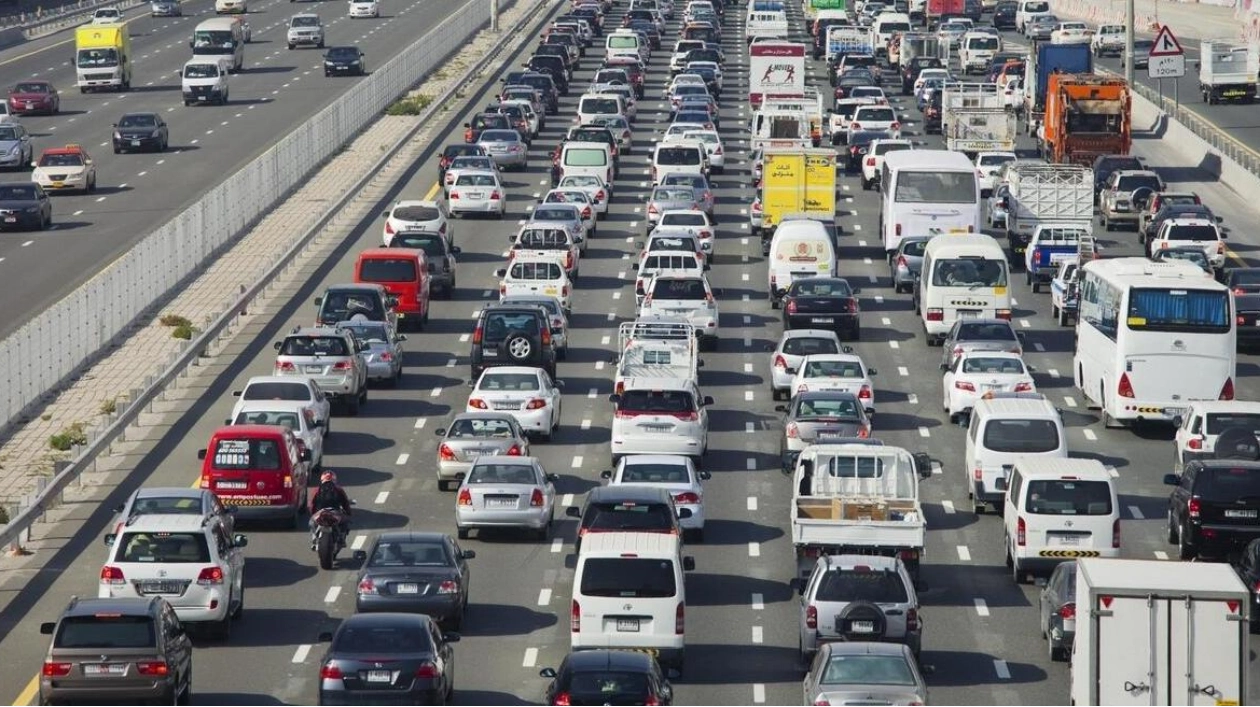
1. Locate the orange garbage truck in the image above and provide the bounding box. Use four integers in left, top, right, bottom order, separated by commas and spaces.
1038, 73, 1131, 166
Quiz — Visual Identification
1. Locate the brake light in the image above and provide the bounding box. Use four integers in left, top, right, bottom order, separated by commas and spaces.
1031, 247, 1040, 263
1016, 516, 1026, 546
384, 221, 395, 236
891, 121, 900, 130
1188, 497, 1202, 519
785, 300, 797, 314
675, 602, 685, 634
499, 284, 507, 297
100, 566, 125, 585
197, 566, 224, 586
974, 466, 983, 481
906, 608, 919, 630
449, 190, 459, 200
865, 157, 876, 166
439, 444, 457, 461
995, 309, 1012, 320
896, 255, 908, 269
774, 354, 788, 370
582, 206, 591, 218
786, 422, 799, 439
471, 326, 483, 345
1221, 377, 1235, 400
541, 326, 552, 346
554, 692, 572, 706
926, 308, 943, 321
1014, 381, 1033, 392
595, 189, 606, 201
895, 223, 902, 237
415, 662, 440, 679
469, 398, 489, 410
1117, 372, 1135, 398
1059, 603, 1077, 621
672, 411, 699, 421
857, 425, 870, 438
276, 361, 296, 372
1187, 436, 1203, 451
674, 491, 700, 504
357, 577, 377, 595
850, 146, 859, 155
752, 200, 762, 214
527, 488, 545, 507
1112, 518, 1121, 548
858, 385, 872, 400
464, 128, 473, 142
955, 381, 976, 392
506, 444, 522, 456
490, 190, 502, 200
437, 579, 460, 595
43, 662, 72, 677
850, 122, 861, 130
814, 699, 831, 707
571, 600, 581, 632
458, 488, 473, 506
806, 604, 818, 629
1237, 288, 1247, 296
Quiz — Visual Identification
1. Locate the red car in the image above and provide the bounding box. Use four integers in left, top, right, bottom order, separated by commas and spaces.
8, 81, 59, 116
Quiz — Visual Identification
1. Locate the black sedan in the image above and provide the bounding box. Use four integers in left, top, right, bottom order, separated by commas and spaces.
324, 46, 366, 76
352, 531, 474, 630
0, 182, 51, 230
539, 650, 676, 706
781, 276, 861, 339
112, 112, 169, 153
317, 613, 458, 706
843, 131, 887, 174
1226, 267, 1260, 295
1235, 294, 1260, 349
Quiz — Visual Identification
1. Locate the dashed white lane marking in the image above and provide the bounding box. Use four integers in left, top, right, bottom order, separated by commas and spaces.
882, 317, 891, 325
351, 535, 367, 551
1083, 429, 1098, 441
414, 418, 427, 429
1020, 319, 1031, 328
752, 593, 764, 610
581, 419, 591, 430
942, 500, 956, 514
1048, 368, 1059, 378
974, 598, 990, 617
957, 545, 972, 561
744, 362, 754, 373
747, 496, 757, 511
612, 291, 621, 299
746, 458, 756, 471
374, 491, 389, 504
562, 494, 574, 507
1034, 342, 1046, 352
751, 626, 763, 643
324, 586, 341, 603
522, 647, 538, 668
595, 360, 605, 370
746, 422, 756, 433
744, 390, 754, 402
898, 366, 909, 376
1063, 396, 1078, 408
753, 685, 766, 704
73, 210, 83, 216
572, 456, 584, 469
550, 538, 563, 553
430, 387, 442, 398
889, 340, 900, 349
918, 427, 930, 438
994, 659, 1011, 680
21, 240, 32, 247
1129, 505, 1145, 520
393, 452, 411, 466
459, 333, 470, 342
1106, 465, 1118, 478
95, 196, 107, 202
744, 336, 752, 347
748, 541, 761, 557
445, 358, 456, 368
1154, 550, 1169, 560
537, 588, 552, 606
138, 171, 147, 177
292, 644, 312, 663
588, 388, 598, 399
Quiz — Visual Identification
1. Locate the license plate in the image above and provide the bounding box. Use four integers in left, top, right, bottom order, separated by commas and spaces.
467, 191, 486, 199
217, 481, 247, 489
958, 310, 980, 319
641, 424, 672, 432
616, 618, 640, 632
810, 317, 835, 324
365, 670, 391, 683
197, 96, 208, 101
85, 664, 125, 676
1050, 252, 1072, 263
1225, 509, 1259, 519
131, 140, 141, 147
1163, 407, 1185, 417
305, 365, 323, 373
52, 182, 64, 188
1053, 534, 1082, 546
544, 286, 558, 295
25, 103, 34, 109
850, 620, 875, 633
395, 583, 419, 594
140, 580, 182, 594
3, 217, 13, 223
486, 497, 516, 508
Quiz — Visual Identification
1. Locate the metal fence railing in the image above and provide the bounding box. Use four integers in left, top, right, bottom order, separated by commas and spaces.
1131, 80, 1260, 178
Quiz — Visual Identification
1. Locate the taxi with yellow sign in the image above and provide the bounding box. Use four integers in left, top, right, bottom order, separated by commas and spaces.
31, 144, 97, 194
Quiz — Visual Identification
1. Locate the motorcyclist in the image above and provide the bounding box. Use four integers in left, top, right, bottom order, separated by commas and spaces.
309, 470, 351, 550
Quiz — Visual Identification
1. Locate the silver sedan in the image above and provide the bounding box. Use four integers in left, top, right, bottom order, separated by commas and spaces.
477, 129, 529, 171
775, 390, 871, 472
645, 184, 699, 233
434, 413, 530, 491
455, 456, 558, 540
337, 320, 405, 386
804, 642, 931, 706
658, 172, 714, 217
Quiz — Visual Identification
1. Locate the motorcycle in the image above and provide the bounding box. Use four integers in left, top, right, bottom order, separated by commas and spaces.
311, 505, 352, 570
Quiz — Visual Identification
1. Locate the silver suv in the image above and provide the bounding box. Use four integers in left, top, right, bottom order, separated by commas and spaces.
797, 554, 923, 661
272, 326, 368, 415
286, 13, 324, 49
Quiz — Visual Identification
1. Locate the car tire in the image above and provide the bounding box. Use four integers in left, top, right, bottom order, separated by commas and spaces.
231, 584, 244, 620
1178, 522, 1197, 560
1167, 510, 1179, 544
113, 145, 121, 154
457, 527, 469, 540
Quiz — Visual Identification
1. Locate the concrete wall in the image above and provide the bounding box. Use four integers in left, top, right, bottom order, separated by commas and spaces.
1130, 88, 1260, 198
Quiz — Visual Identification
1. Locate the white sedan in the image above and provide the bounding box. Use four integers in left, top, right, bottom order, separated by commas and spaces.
770, 329, 843, 401
557, 174, 610, 214
941, 351, 1036, 421
1051, 22, 1092, 44
600, 454, 710, 540
789, 353, 877, 415
348, 0, 379, 17
975, 151, 1017, 197
466, 366, 563, 441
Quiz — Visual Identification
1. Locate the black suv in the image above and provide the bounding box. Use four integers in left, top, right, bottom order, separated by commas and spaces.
39, 596, 193, 705
992, 1, 1017, 29
567, 485, 692, 550
1165, 432, 1260, 560
470, 304, 557, 379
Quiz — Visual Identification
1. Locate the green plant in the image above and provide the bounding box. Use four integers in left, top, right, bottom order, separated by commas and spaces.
160, 313, 191, 328
385, 94, 433, 116
99, 398, 117, 415
48, 422, 87, 451
172, 324, 196, 340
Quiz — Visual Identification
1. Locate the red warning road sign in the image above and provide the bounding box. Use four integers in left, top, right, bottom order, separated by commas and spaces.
1149, 25, 1184, 57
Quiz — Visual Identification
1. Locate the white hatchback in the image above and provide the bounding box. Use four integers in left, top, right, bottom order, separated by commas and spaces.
789, 353, 877, 414
609, 378, 712, 464
941, 350, 1036, 421
557, 174, 610, 214
467, 366, 563, 441
601, 455, 710, 538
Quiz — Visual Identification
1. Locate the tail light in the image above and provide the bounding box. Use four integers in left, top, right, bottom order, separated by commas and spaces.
415, 662, 440, 679
1235, 287, 1247, 295
891, 121, 900, 130
490, 190, 502, 200
384, 221, 395, 235
858, 385, 872, 400
276, 361, 296, 372
1059, 603, 1077, 621
595, 189, 606, 201
457, 488, 473, 506
674, 491, 700, 504
896, 255, 908, 269
926, 308, 943, 321
449, 190, 460, 200
1016, 516, 1026, 546
647, 203, 659, 215
1188, 497, 1202, 519
805, 604, 818, 629
1014, 382, 1033, 392
786, 422, 799, 439
197, 566, 225, 586
357, 577, 377, 595
850, 122, 861, 130
582, 206, 591, 218
955, 381, 976, 392
785, 300, 798, 314
564, 252, 574, 270
1031, 247, 1041, 263
996, 309, 1012, 320
507, 444, 522, 456
1112, 518, 1121, 548
570, 600, 581, 631
525, 398, 547, 411
1118, 373, 1135, 399
43, 662, 72, 677
100, 566, 126, 585
554, 692, 572, 706
774, 354, 788, 370
846, 300, 859, 314
675, 602, 685, 634
895, 223, 902, 237
499, 284, 507, 297
331, 359, 352, 371
857, 425, 870, 438
865, 157, 876, 166
752, 200, 762, 214
672, 411, 699, 421
320, 664, 344, 680
974, 466, 983, 481
541, 326, 553, 346
436, 579, 459, 595
906, 607, 920, 630
471, 325, 483, 345
378, 352, 393, 362
614, 381, 625, 395
714, 145, 723, 155
530, 489, 545, 507
850, 146, 859, 156
1219, 242, 1226, 254
1188, 437, 1203, 450
1221, 378, 1235, 400
468, 398, 488, 410
464, 128, 473, 141
438, 444, 457, 461
814, 699, 831, 707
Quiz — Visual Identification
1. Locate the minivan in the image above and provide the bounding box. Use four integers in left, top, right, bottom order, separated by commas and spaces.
197, 424, 312, 526
650, 142, 707, 184
570, 532, 694, 670
353, 248, 431, 331
766, 219, 837, 304
560, 142, 614, 187
606, 29, 645, 61
965, 392, 1066, 514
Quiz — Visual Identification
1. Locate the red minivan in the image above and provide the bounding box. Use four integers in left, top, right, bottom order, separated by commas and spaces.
197, 425, 311, 527
354, 247, 430, 331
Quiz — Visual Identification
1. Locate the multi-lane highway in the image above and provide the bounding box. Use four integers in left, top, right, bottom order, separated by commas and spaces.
0, 0, 471, 339
2, 1, 1260, 705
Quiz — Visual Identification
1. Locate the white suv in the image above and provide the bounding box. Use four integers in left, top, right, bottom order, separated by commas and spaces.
847, 104, 901, 143
1146, 218, 1227, 269
638, 271, 720, 350
860, 138, 912, 191
100, 514, 248, 639
609, 377, 712, 466
286, 13, 324, 49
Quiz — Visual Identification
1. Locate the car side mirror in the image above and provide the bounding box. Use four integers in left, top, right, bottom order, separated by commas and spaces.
1221, 232, 1229, 240
994, 477, 1008, 492
1172, 415, 1184, 428
273, 341, 282, 351
867, 368, 878, 376
233, 534, 248, 548
1163, 473, 1180, 486
299, 449, 312, 462
939, 362, 949, 371
539, 667, 558, 678
1034, 576, 1048, 588
461, 549, 477, 560
353, 550, 367, 562
1016, 332, 1026, 342
682, 556, 695, 571
921, 664, 936, 675
600, 470, 613, 479
566, 506, 581, 518
318, 631, 334, 642
463, 122, 471, 128
197, 449, 207, 460
495, 268, 507, 277
913, 452, 933, 479
103, 533, 116, 547
224, 418, 232, 426
608, 394, 621, 403
774, 404, 789, 413
702, 395, 714, 406
784, 367, 797, 375
790, 577, 803, 595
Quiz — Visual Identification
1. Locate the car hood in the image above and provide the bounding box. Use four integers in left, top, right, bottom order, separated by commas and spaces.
35, 165, 85, 176
326, 54, 362, 63
0, 139, 21, 151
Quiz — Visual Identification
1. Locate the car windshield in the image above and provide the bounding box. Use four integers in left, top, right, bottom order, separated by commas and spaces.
56, 616, 154, 649
961, 356, 1025, 374
368, 540, 450, 567
1161, 250, 1209, 269
182, 63, 219, 79
795, 397, 862, 420
1025, 480, 1113, 515
580, 557, 677, 597
982, 419, 1060, 453
291, 16, 319, 26
281, 336, 348, 356
327, 47, 360, 59
792, 280, 851, 297
448, 417, 516, 438
115, 531, 211, 563
333, 624, 433, 653
821, 655, 917, 686
234, 410, 301, 429
117, 114, 157, 128
39, 153, 84, 168
816, 567, 908, 602
479, 372, 541, 391
0, 185, 36, 200
782, 337, 839, 356
467, 463, 538, 485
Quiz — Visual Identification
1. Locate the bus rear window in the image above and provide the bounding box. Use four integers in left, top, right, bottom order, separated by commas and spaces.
894, 170, 977, 204
1127, 288, 1230, 332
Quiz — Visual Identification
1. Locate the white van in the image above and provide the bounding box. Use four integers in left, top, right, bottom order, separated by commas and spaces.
871, 13, 912, 54
745, 10, 789, 42
571, 531, 695, 670
767, 219, 837, 306
880, 150, 981, 258
577, 93, 626, 126
560, 142, 614, 188
1000, 457, 1120, 583
606, 29, 645, 62
180, 57, 230, 106
965, 392, 1067, 515
918, 234, 1011, 344
650, 141, 708, 184
959, 31, 1000, 74
1014, 0, 1051, 33
191, 17, 247, 72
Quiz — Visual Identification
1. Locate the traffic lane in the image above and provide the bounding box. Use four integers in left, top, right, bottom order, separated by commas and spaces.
0, 0, 467, 337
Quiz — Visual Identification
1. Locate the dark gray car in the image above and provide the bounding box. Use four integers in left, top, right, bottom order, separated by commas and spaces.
352, 531, 474, 630
889, 236, 930, 294
387, 231, 460, 298
939, 318, 1024, 370
0, 181, 50, 230
645, 184, 700, 233
775, 391, 871, 471
1038, 560, 1076, 662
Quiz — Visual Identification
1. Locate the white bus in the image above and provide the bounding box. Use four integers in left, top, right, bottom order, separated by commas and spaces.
1074, 257, 1236, 427
918, 233, 1011, 344
880, 150, 982, 260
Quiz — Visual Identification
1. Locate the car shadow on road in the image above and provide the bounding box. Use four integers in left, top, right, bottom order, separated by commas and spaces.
453, 690, 532, 705
241, 556, 319, 588
923, 650, 1047, 686
246, 65, 297, 75
349, 508, 411, 532
676, 644, 801, 684
690, 519, 784, 547
323, 431, 395, 456
194, 693, 287, 705
920, 564, 1035, 610
461, 603, 558, 636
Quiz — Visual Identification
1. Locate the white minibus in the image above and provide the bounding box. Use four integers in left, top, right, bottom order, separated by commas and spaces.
880, 149, 982, 260
917, 233, 1011, 344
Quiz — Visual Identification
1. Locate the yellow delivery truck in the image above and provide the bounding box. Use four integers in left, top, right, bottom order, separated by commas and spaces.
75, 24, 132, 92
754, 147, 837, 250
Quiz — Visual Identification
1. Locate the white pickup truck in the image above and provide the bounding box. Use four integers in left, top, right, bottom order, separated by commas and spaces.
791, 442, 934, 582
1024, 224, 1087, 292
1049, 260, 1079, 327
1090, 24, 1124, 57
612, 320, 701, 394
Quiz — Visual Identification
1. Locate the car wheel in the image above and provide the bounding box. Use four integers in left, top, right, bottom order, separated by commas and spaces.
1178, 522, 1197, 560
501, 332, 534, 363
1167, 510, 1179, 544
231, 584, 244, 620
113, 145, 121, 154
457, 527, 469, 540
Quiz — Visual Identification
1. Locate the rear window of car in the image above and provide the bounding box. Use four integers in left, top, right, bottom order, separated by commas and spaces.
56, 616, 155, 649
621, 462, 690, 483
334, 624, 433, 653
1024, 479, 1113, 515
982, 419, 1060, 453
782, 337, 839, 356
856, 107, 896, 122
1165, 225, 1220, 242
803, 359, 863, 378
650, 278, 706, 299
569, 671, 651, 700
392, 205, 439, 222
211, 437, 283, 470
518, 229, 569, 247
448, 417, 515, 438
359, 258, 417, 283
644, 254, 700, 271
510, 261, 563, 279
617, 389, 697, 413
467, 463, 538, 484
280, 336, 349, 357
656, 147, 702, 166
455, 173, 497, 186
1199, 467, 1260, 502
957, 322, 1017, 341
243, 382, 310, 400
1116, 174, 1162, 192
961, 356, 1025, 374
564, 148, 608, 167
580, 558, 677, 597
482, 311, 540, 339
660, 212, 706, 227
580, 97, 620, 114
234, 410, 301, 429
815, 568, 908, 602
115, 531, 211, 563
899, 239, 929, 257
390, 233, 445, 257
1206, 413, 1260, 435
481, 129, 518, 142
479, 372, 541, 391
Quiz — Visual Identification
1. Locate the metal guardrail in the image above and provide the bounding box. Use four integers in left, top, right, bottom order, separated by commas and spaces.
0, 0, 144, 37
1132, 80, 1260, 177
0, 0, 557, 554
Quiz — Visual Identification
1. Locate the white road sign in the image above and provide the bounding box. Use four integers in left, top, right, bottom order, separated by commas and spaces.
1148, 54, 1186, 79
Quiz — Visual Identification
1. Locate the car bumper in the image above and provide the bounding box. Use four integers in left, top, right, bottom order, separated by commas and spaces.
494, 406, 552, 433
1015, 549, 1120, 572
785, 313, 859, 333
42, 680, 178, 705
611, 433, 704, 457
365, 360, 396, 380
450, 198, 504, 214
100, 587, 230, 623
456, 507, 551, 530
436, 459, 472, 481
183, 89, 227, 102
279, 373, 356, 396
488, 151, 527, 167
355, 593, 462, 619
348, 6, 377, 15
325, 64, 363, 74
0, 211, 42, 228
38, 179, 88, 191
230, 501, 300, 521
10, 102, 53, 114
319, 685, 442, 706
678, 503, 704, 529
289, 35, 323, 45
892, 265, 918, 288
115, 136, 163, 150
1188, 522, 1260, 552
707, 152, 725, 168
771, 367, 794, 391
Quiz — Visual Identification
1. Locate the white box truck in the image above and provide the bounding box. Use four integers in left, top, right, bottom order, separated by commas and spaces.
1070, 557, 1250, 707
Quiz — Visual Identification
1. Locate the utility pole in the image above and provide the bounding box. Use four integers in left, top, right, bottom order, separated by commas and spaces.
491, 0, 499, 32
1124, 0, 1135, 85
